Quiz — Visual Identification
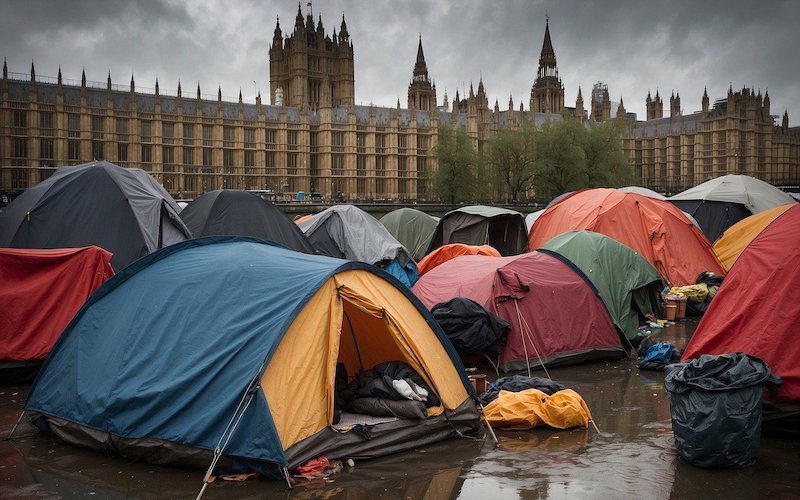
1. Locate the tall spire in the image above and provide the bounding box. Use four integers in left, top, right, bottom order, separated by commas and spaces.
339, 13, 349, 42
412, 35, 428, 82
30, 60, 36, 82
538, 18, 556, 75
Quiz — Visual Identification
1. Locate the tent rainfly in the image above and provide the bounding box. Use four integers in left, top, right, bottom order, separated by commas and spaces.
426, 205, 527, 257
23, 237, 480, 485
0, 160, 191, 271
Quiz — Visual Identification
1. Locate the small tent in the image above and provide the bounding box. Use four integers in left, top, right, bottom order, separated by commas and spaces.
297, 205, 419, 287
25, 237, 479, 480
380, 207, 439, 261
179, 189, 315, 254
426, 206, 527, 256
712, 203, 795, 271
682, 204, 800, 405
413, 252, 624, 371
538, 231, 663, 342
0, 161, 191, 271
668, 175, 796, 243
0, 247, 114, 363
528, 188, 725, 286
525, 210, 545, 233
417, 243, 500, 276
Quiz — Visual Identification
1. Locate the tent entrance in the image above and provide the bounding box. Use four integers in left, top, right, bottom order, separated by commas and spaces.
261, 270, 470, 454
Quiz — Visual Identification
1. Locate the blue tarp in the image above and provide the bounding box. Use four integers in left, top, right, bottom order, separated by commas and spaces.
25, 237, 367, 469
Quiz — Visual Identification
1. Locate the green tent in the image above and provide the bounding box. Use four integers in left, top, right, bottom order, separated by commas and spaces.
539, 231, 663, 342
381, 207, 439, 261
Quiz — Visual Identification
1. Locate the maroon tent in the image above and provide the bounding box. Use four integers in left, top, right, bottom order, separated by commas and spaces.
412, 252, 625, 371
682, 204, 800, 403
0, 246, 114, 363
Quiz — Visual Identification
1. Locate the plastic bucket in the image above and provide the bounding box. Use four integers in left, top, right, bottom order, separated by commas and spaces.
469, 374, 487, 394
665, 303, 677, 321
677, 298, 687, 319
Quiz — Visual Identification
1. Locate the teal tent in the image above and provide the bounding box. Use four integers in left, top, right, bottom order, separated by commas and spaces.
539, 231, 663, 342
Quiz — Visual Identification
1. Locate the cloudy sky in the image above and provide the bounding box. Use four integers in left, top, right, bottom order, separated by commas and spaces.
2, 0, 798, 124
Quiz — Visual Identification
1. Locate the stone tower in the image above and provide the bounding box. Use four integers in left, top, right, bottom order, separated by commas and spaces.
591, 81, 611, 122
269, 2, 355, 108
646, 90, 663, 120
407, 36, 437, 112
530, 18, 564, 114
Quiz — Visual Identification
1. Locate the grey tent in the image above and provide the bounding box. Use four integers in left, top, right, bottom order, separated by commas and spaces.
668, 175, 796, 243
380, 207, 439, 261
297, 205, 419, 287
618, 186, 666, 199
426, 205, 527, 256
0, 160, 191, 271
179, 189, 315, 254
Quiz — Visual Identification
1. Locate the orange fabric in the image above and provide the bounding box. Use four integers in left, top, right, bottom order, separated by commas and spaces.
417, 243, 500, 276
713, 203, 794, 271
528, 188, 725, 285
261, 269, 470, 450
483, 389, 592, 430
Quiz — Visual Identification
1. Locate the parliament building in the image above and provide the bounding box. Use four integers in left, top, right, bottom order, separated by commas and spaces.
2, 4, 798, 203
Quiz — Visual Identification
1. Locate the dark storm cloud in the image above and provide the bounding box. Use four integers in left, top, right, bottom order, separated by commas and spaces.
2, 0, 798, 123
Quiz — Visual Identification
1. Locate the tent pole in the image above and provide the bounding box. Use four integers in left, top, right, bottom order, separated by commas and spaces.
478, 404, 498, 447
4, 411, 25, 440
282, 466, 293, 488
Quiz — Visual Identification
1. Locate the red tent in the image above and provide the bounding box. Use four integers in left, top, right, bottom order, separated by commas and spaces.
682, 204, 800, 402
412, 252, 624, 371
0, 246, 114, 362
528, 188, 725, 286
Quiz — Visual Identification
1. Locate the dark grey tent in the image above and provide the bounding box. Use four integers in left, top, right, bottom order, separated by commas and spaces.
0, 160, 191, 271
668, 175, 796, 243
426, 205, 527, 256
179, 189, 315, 254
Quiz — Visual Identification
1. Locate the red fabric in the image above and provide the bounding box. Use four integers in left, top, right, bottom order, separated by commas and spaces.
295, 456, 330, 479
682, 204, 800, 402
417, 243, 500, 276
0, 247, 114, 361
413, 252, 621, 368
527, 188, 725, 286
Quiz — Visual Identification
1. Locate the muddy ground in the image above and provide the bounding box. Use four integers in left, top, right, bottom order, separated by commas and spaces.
1, 317, 798, 499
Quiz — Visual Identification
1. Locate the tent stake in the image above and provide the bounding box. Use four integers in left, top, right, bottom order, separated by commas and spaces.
589, 419, 601, 433
283, 466, 293, 489
478, 404, 498, 447
4, 411, 24, 441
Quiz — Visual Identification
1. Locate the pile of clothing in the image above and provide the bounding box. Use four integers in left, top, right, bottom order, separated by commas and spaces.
337, 361, 440, 421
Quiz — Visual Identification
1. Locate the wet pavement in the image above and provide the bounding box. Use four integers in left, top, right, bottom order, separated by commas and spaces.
1, 317, 798, 499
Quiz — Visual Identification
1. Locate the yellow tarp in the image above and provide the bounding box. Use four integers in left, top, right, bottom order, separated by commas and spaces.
713, 203, 794, 271
483, 388, 592, 430
670, 283, 708, 302
260, 269, 470, 450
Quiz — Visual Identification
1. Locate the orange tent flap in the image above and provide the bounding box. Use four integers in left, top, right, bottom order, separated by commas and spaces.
417, 243, 500, 276
484, 389, 592, 430
713, 203, 794, 271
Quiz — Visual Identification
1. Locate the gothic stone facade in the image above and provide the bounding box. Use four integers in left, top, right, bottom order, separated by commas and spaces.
2, 11, 798, 202
624, 86, 800, 194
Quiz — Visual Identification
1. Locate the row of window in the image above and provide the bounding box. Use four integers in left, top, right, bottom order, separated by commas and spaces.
8, 139, 427, 173
10, 111, 431, 150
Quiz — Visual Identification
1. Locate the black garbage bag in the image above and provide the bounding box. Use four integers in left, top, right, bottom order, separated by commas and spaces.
431, 297, 509, 358
664, 353, 782, 468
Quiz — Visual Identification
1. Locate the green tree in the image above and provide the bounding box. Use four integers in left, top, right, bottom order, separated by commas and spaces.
583, 121, 634, 187
533, 120, 588, 199
432, 125, 478, 203
486, 122, 537, 202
